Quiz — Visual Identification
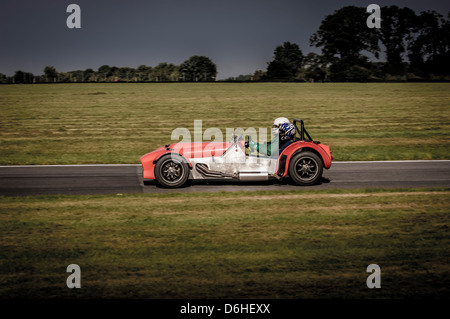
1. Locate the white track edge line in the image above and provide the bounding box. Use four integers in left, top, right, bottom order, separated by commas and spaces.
1, 160, 449, 168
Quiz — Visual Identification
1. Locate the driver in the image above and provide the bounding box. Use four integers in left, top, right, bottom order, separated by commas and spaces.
246, 117, 296, 157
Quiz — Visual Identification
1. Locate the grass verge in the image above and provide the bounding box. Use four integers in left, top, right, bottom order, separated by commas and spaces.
1, 187, 449, 298
1, 83, 449, 164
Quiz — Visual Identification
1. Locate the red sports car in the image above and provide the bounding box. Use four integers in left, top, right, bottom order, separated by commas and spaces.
141, 119, 332, 188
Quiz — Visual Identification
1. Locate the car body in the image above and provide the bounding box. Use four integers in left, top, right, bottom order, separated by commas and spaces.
141, 119, 332, 188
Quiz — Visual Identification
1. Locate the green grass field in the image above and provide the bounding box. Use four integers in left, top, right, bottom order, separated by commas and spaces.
1, 83, 449, 299
1, 83, 449, 164
1, 188, 449, 299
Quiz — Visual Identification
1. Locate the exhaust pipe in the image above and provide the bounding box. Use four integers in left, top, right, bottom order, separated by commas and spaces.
196, 163, 269, 181
195, 163, 233, 178
238, 172, 269, 181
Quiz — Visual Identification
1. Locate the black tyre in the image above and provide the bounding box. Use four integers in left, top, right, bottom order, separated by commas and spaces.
154, 154, 190, 188
288, 151, 323, 186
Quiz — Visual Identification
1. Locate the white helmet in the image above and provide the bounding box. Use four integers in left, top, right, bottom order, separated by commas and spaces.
272, 117, 290, 135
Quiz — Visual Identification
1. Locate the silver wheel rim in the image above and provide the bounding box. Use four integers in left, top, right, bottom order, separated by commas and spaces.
295, 157, 319, 181
161, 160, 183, 182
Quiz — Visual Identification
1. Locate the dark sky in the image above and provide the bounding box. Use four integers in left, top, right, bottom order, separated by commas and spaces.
1, 0, 449, 79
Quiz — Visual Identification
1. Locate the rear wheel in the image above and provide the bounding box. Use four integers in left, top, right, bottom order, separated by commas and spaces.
155, 154, 190, 188
289, 151, 323, 186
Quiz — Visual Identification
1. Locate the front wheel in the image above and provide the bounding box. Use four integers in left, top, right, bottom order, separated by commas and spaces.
288, 151, 323, 186
154, 154, 190, 188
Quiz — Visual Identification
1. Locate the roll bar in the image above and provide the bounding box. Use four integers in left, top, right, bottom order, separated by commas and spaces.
293, 119, 319, 144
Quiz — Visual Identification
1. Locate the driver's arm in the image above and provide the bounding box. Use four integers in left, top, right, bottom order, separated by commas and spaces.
249, 137, 278, 156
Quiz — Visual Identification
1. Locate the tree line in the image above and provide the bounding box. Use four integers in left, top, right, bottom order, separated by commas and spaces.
1, 55, 217, 84
233, 6, 450, 82
1, 5, 449, 84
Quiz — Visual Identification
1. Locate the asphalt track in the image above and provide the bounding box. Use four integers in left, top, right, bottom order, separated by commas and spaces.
1, 160, 449, 196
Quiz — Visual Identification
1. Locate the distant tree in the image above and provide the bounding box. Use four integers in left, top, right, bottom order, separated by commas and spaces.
97, 65, 112, 81
303, 52, 328, 82
13, 70, 34, 83
179, 56, 217, 82
136, 64, 152, 81
223, 74, 253, 82
68, 70, 84, 82
311, 6, 380, 62
43, 66, 58, 82
379, 6, 417, 75
328, 57, 374, 82
109, 66, 118, 81
0, 73, 7, 84
408, 10, 450, 77
114, 67, 135, 82
252, 70, 266, 81
168, 66, 180, 82
58, 72, 71, 83
310, 6, 380, 81
266, 41, 304, 81
83, 68, 95, 82
439, 12, 450, 76
152, 63, 179, 82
